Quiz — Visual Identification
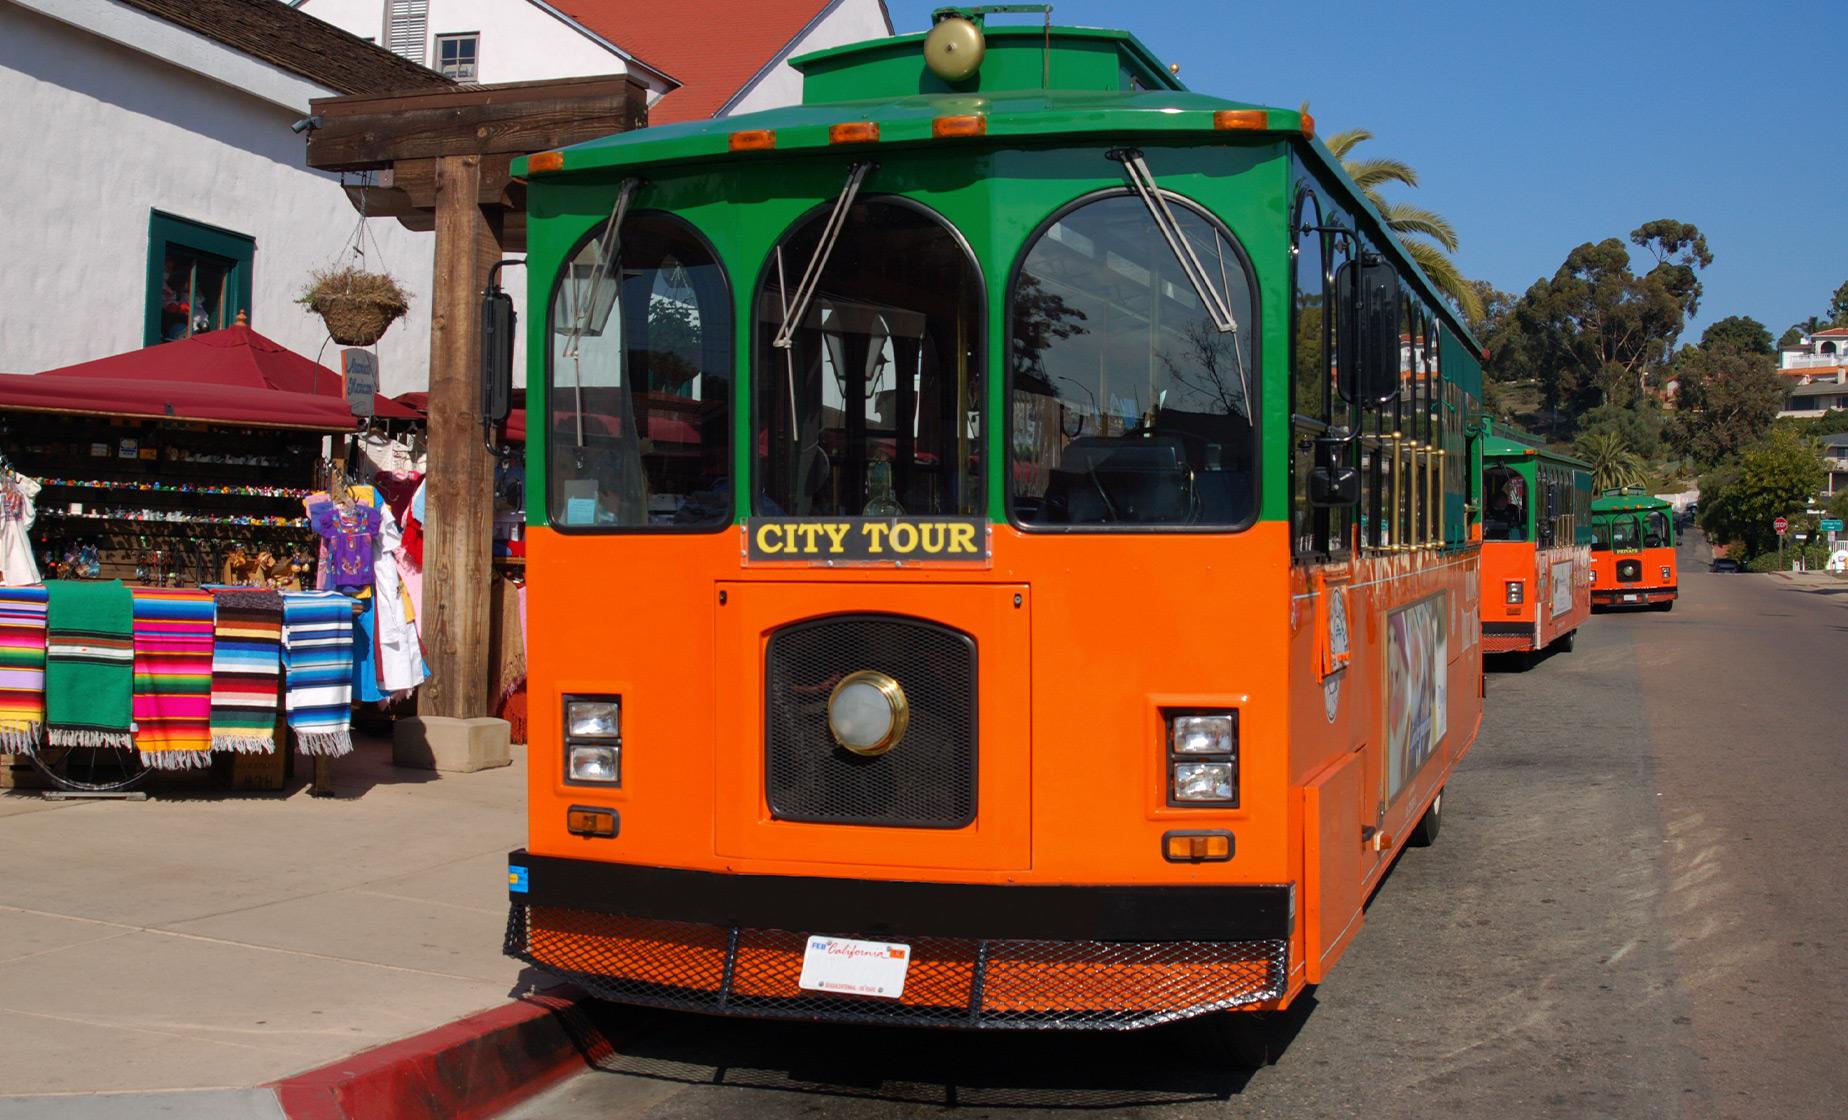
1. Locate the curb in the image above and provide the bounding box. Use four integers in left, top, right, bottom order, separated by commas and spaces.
268, 987, 610, 1120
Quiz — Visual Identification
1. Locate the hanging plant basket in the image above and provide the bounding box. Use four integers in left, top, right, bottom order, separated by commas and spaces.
299, 267, 410, 346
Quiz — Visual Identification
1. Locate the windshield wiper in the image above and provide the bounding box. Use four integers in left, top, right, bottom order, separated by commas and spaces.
1108, 148, 1252, 414
773, 161, 874, 350
562, 176, 642, 452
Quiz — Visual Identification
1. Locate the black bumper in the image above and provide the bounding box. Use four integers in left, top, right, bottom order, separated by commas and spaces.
503, 851, 1292, 1030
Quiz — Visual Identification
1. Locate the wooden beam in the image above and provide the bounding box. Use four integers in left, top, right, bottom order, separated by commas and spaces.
306, 76, 648, 171
418, 153, 503, 720
387, 155, 520, 210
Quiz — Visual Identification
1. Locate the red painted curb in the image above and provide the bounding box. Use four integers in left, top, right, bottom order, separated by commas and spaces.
269, 986, 611, 1120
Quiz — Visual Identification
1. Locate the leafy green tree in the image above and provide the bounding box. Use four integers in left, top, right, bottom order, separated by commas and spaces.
1577, 430, 1647, 493
1323, 127, 1483, 322
1697, 429, 1825, 559
1668, 342, 1784, 467
1831, 280, 1848, 327
1699, 315, 1772, 356
1778, 324, 1805, 348
1781, 314, 1826, 346
1577, 401, 1665, 460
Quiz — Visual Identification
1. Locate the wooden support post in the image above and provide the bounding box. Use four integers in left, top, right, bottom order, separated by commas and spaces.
420, 154, 502, 719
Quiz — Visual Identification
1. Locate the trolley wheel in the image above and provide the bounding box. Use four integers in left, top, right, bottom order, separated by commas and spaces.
1652, 599, 1675, 612
1407, 788, 1443, 848
27, 743, 148, 793
1555, 629, 1577, 653
1188, 1010, 1278, 1069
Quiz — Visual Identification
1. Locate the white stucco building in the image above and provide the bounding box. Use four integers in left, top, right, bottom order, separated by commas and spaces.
0, 0, 452, 395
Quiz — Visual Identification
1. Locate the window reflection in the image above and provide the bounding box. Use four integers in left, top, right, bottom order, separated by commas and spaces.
1009, 195, 1255, 528
547, 214, 731, 529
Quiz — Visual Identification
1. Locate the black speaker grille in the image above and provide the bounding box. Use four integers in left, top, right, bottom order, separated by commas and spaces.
764, 614, 977, 828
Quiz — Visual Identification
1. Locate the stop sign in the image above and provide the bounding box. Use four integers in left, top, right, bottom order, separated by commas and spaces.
1774, 516, 1789, 534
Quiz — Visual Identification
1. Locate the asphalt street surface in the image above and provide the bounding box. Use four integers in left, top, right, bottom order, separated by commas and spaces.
508, 535, 1847, 1119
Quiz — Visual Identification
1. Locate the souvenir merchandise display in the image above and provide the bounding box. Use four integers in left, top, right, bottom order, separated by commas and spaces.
44, 580, 135, 748
0, 460, 42, 586
4, 412, 322, 588
208, 589, 284, 754
281, 590, 358, 757
303, 484, 427, 703
0, 588, 49, 750
129, 588, 216, 770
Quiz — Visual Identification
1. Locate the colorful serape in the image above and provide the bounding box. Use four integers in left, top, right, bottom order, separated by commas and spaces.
130, 588, 216, 770
208, 589, 283, 753
46, 581, 135, 749
0, 587, 50, 754
282, 590, 354, 757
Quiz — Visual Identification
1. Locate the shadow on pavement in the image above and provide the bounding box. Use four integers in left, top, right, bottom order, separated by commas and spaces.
542, 995, 1323, 1110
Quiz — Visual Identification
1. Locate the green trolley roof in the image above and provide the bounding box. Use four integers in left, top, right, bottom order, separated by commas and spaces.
1592, 490, 1672, 514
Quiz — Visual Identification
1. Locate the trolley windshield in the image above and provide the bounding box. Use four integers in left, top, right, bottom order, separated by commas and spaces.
755, 199, 983, 518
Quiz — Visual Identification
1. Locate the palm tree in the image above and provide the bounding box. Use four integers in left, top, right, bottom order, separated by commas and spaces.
1577, 431, 1647, 493
1321, 126, 1484, 323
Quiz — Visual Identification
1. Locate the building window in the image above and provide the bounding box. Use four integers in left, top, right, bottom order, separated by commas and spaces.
386, 0, 428, 65
436, 33, 479, 81
146, 212, 253, 346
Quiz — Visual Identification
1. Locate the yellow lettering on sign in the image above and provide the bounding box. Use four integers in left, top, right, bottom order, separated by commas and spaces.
919, 523, 946, 554
820, 523, 849, 553
796, 523, 825, 553
862, 523, 890, 553
754, 522, 784, 556
889, 522, 918, 553
947, 522, 977, 554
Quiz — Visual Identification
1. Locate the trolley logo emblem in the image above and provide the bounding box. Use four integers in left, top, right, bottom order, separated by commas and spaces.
746, 517, 986, 563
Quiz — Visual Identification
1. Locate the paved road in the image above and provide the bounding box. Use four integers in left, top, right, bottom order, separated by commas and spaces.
508, 540, 1848, 1120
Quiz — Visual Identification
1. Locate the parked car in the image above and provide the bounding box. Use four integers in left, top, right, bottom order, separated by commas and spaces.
1711, 558, 1740, 573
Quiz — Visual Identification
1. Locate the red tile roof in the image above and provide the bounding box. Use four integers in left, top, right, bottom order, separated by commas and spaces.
553, 0, 842, 124
1812, 327, 1848, 337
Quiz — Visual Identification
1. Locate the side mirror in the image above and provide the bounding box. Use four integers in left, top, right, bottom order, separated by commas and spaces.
1335, 255, 1402, 408
480, 285, 515, 426
1308, 428, 1360, 507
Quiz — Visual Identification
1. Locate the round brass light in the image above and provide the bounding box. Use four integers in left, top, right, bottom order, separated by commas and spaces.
827, 670, 910, 756
923, 16, 985, 83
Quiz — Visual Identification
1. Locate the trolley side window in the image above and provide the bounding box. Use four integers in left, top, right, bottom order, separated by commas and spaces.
1009, 193, 1257, 529
755, 199, 984, 518
1288, 185, 1353, 557
1644, 509, 1672, 549
547, 213, 732, 530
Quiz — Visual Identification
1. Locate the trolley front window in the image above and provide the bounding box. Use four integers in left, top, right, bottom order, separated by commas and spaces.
1483, 466, 1527, 542
547, 213, 732, 530
755, 199, 984, 518
1008, 193, 1256, 529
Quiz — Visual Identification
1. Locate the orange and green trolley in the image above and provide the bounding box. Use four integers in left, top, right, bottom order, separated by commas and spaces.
1476, 423, 1591, 656
1591, 490, 1677, 610
491, 8, 1488, 1035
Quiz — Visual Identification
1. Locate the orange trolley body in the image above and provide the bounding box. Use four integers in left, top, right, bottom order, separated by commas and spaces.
1591, 492, 1678, 611
500, 20, 1489, 1031
1476, 429, 1592, 655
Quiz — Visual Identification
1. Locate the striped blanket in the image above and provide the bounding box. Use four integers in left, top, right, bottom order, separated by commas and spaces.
209, 589, 283, 753
0, 588, 50, 753
131, 588, 216, 770
282, 591, 354, 757
46, 581, 135, 749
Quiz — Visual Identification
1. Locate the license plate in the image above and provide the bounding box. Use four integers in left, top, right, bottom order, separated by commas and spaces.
798, 935, 911, 999
1623, 594, 1639, 602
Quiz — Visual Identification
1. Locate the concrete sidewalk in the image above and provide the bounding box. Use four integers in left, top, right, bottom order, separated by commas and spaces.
0, 737, 531, 1109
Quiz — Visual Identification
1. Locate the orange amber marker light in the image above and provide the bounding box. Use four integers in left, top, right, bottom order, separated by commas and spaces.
1213, 109, 1268, 131
829, 121, 881, 144
729, 129, 776, 152
932, 114, 986, 138
1300, 112, 1316, 139
527, 151, 565, 174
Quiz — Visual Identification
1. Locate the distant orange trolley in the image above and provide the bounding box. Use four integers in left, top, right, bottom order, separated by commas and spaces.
1590, 490, 1678, 611
1476, 422, 1592, 658
490, 11, 1490, 1040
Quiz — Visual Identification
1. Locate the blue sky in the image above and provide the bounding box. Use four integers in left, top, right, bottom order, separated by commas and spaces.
885, 0, 1847, 341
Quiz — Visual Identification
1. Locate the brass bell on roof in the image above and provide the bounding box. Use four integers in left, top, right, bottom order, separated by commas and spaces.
924, 15, 985, 82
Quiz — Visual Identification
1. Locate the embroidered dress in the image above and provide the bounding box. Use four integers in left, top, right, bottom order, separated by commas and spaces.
0, 473, 42, 587
309, 501, 382, 591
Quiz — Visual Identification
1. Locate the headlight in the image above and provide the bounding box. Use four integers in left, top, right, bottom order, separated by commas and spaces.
1505, 580, 1524, 604
1589, 569, 1597, 583
568, 744, 619, 783
1660, 565, 1671, 581
567, 700, 619, 739
1172, 714, 1236, 754
1166, 710, 1237, 805
828, 670, 908, 756
565, 695, 622, 785
1173, 761, 1235, 802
